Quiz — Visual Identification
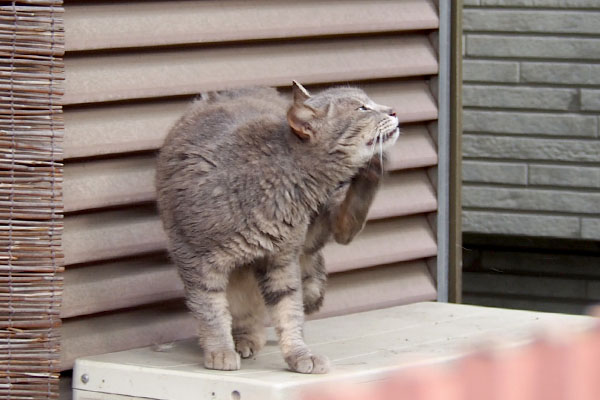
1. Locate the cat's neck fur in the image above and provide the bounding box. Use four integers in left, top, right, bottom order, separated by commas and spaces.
279, 120, 358, 214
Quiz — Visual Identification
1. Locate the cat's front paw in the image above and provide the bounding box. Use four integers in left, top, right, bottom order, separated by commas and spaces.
303, 285, 325, 315
303, 294, 324, 315
285, 353, 330, 374
203, 349, 241, 371
333, 213, 363, 245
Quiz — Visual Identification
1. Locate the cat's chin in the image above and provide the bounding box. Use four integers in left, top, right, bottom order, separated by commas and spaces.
385, 127, 400, 148
366, 127, 400, 148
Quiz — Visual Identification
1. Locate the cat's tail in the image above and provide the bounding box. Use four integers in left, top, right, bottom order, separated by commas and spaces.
193, 91, 219, 103
194, 87, 280, 103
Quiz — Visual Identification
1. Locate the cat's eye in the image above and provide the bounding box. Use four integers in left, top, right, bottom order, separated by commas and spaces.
357, 105, 369, 111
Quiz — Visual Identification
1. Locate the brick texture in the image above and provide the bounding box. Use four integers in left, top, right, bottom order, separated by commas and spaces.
520, 63, 600, 85
463, 110, 595, 136
467, 35, 600, 59
463, 186, 600, 214
463, 135, 600, 162
482, 0, 600, 6
529, 165, 600, 188
463, 60, 518, 83
463, 161, 527, 185
581, 89, 600, 111
463, 2, 600, 240
463, 86, 578, 111
464, 9, 600, 34
462, 211, 580, 238
582, 218, 600, 239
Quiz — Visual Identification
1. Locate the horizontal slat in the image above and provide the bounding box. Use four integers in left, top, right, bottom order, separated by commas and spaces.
64, 155, 155, 212
63, 202, 436, 266
386, 125, 438, 170
63, 207, 162, 266
364, 81, 438, 124
63, 81, 437, 159
64, 154, 436, 215
61, 301, 191, 371
65, 0, 439, 51
62, 256, 178, 319
60, 260, 436, 369
368, 170, 437, 220
63, 35, 438, 104
317, 261, 436, 319
323, 215, 437, 273
62, 211, 438, 318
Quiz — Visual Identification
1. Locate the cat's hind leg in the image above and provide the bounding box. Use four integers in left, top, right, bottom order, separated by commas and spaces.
186, 284, 241, 370
228, 267, 267, 359
172, 242, 240, 371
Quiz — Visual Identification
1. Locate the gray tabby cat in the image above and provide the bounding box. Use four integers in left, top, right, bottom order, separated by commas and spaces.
155, 82, 399, 374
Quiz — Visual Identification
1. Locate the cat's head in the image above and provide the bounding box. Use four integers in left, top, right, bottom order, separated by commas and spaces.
286, 81, 400, 166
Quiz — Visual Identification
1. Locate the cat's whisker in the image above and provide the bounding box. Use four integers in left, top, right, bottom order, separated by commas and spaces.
370, 137, 377, 158
371, 133, 381, 159
378, 133, 384, 173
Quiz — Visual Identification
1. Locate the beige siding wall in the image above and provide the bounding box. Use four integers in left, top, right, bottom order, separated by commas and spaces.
60, 0, 443, 370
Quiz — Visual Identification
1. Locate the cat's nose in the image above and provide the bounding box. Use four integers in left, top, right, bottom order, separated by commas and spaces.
389, 111, 397, 117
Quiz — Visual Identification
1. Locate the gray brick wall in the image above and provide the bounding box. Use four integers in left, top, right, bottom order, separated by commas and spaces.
462, 1, 600, 240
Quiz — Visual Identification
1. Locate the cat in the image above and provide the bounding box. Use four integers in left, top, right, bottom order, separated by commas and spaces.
155, 82, 399, 374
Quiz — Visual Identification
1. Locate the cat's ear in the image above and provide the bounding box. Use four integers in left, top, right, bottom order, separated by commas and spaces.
287, 105, 314, 140
292, 80, 311, 103
292, 81, 333, 118
288, 81, 315, 140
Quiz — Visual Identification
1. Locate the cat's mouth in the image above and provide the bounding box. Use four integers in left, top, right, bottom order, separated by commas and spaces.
366, 126, 400, 146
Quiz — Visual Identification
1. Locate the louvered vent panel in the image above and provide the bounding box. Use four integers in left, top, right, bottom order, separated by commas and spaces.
60, 0, 441, 370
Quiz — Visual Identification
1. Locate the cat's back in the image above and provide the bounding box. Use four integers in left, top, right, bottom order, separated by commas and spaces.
159, 87, 287, 161
155, 86, 294, 250
155, 87, 291, 214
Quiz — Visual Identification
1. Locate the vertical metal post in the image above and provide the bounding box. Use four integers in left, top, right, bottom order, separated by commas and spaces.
450, 1, 463, 304
437, 0, 451, 303
437, 0, 463, 303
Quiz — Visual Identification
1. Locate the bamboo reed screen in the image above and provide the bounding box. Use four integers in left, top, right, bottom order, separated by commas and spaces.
1, 1, 64, 399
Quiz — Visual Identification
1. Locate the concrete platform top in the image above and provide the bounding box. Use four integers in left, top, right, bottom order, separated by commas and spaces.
72, 302, 596, 400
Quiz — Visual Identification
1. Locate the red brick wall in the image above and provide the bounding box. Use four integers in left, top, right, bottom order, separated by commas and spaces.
304, 322, 600, 400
